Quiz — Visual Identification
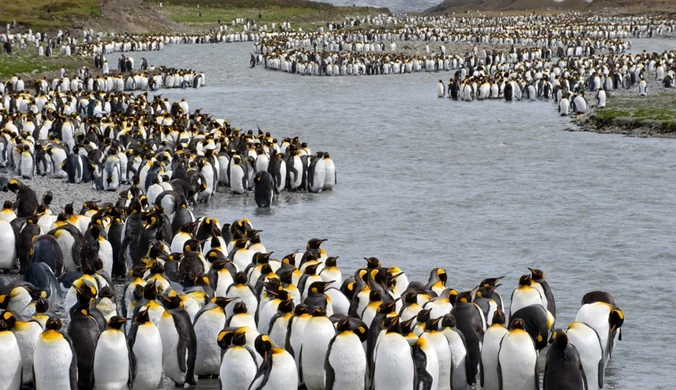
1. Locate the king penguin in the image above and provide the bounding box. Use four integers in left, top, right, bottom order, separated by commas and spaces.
67, 303, 101, 390
324, 317, 367, 390
128, 308, 164, 390
300, 306, 336, 390
33, 317, 77, 390
218, 328, 258, 390
372, 316, 415, 390
480, 310, 508, 390
543, 329, 588, 390
93, 316, 131, 390
413, 332, 440, 390
497, 318, 538, 390
193, 296, 233, 377
250, 334, 298, 390
158, 294, 197, 387
0, 318, 22, 390
3, 310, 43, 387
567, 321, 604, 390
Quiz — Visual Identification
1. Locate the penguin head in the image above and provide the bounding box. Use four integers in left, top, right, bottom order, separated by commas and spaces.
217, 329, 235, 350
135, 308, 150, 324
385, 315, 401, 334
308, 281, 333, 295
550, 329, 569, 347
509, 318, 527, 331
98, 285, 115, 300
323, 256, 338, 268
107, 316, 127, 330
306, 238, 327, 250
233, 271, 248, 285
425, 317, 441, 331
160, 294, 183, 310
2, 200, 12, 210
232, 301, 248, 315
278, 299, 294, 313
42, 191, 53, 206
491, 309, 507, 326
403, 292, 418, 305
35, 297, 50, 314
378, 298, 400, 314
311, 306, 327, 317
303, 263, 320, 275
480, 275, 505, 288
456, 288, 475, 304
364, 257, 381, 269
527, 268, 545, 281
518, 274, 532, 287
212, 296, 234, 309
293, 304, 309, 316
253, 251, 273, 264
368, 290, 383, 303
45, 316, 63, 331
255, 334, 273, 359
282, 252, 297, 266
6, 179, 23, 193
183, 239, 203, 254
441, 314, 457, 329
1, 311, 17, 329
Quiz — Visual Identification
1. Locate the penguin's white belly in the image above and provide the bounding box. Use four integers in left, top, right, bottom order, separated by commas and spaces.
14, 322, 42, 384
326, 333, 367, 390
220, 347, 257, 390
568, 323, 602, 390
498, 332, 537, 390
230, 167, 246, 194
0, 221, 16, 269
480, 327, 507, 390
159, 315, 187, 384
34, 335, 73, 389
423, 333, 451, 390
214, 271, 234, 297
0, 331, 22, 390
194, 310, 226, 375
98, 240, 114, 276
226, 288, 258, 317
93, 331, 130, 390
373, 334, 414, 390
444, 330, 469, 390
301, 320, 334, 390
269, 316, 290, 349
257, 352, 298, 390
131, 324, 164, 390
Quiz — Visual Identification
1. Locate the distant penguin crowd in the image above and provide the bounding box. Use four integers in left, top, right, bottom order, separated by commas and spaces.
254, 13, 674, 77
0, 191, 625, 390
434, 48, 676, 116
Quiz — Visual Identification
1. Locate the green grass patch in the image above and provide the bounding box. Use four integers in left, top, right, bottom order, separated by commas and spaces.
146, 0, 388, 28
0, 48, 85, 80
0, 0, 101, 30
595, 92, 676, 122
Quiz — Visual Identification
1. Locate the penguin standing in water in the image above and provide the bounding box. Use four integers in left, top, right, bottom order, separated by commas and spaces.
543, 329, 588, 390
250, 334, 298, 390
497, 318, 538, 390
324, 317, 367, 390
254, 171, 274, 207
372, 316, 415, 390
574, 297, 623, 369
93, 316, 131, 390
218, 328, 258, 390
158, 294, 197, 387
567, 321, 604, 390
33, 317, 78, 390
128, 308, 164, 390
0, 317, 22, 390
437, 80, 445, 98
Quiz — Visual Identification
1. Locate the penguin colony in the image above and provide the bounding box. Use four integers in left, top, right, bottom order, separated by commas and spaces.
254, 14, 674, 76
434, 48, 676, 115
0, 209, 624, 390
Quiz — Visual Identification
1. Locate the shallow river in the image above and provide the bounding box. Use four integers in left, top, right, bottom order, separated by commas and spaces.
123, 36, 676, 389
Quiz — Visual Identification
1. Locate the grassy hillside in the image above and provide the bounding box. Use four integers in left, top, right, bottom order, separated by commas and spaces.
0, 0, 101, 30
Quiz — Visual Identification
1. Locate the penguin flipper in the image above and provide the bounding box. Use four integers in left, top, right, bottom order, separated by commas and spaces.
497, 359, 503, 390
479, 358, 483, 387
66, 333, 78, 390
597, 357, 604, 389
412, 344, 432, 390
580, 359, 589, 390
534, 357, 540, 390
324, 337, 337, 390
129, 343, 136, 388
